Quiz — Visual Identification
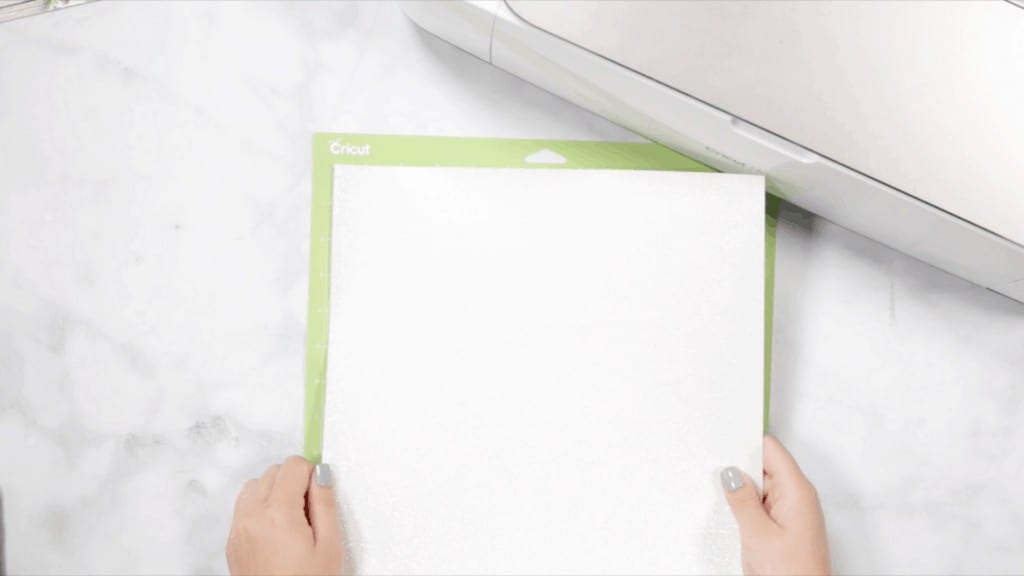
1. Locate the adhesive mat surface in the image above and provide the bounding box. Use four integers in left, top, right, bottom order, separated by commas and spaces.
305, 133, 771, 574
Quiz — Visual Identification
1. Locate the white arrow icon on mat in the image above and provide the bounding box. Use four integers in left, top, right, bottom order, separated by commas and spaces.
524, 149, 567, 165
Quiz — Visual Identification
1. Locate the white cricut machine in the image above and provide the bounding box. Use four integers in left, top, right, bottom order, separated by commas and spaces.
402, 1, 1024, 303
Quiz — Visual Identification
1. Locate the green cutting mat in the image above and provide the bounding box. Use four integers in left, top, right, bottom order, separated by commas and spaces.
304, 133, 777, 464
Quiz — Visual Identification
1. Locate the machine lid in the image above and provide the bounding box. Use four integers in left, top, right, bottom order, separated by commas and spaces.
507, 0, 1024, 247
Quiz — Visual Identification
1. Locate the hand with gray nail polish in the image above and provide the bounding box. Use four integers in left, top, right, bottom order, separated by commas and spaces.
226, 455, 345, 576
722, 436, 831, 576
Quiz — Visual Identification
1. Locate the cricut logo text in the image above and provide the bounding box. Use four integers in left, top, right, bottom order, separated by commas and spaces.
329, 141, 371, 156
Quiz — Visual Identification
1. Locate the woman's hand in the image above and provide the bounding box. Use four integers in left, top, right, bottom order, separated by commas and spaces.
721, 435, 831, 576
226, 456, 345, 576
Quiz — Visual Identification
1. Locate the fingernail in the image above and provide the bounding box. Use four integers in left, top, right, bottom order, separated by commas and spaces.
721, 467, 744, 492
314, 463, 333, 487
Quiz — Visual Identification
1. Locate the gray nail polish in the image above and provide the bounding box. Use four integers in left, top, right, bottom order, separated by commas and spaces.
314, 463, 333, 487
721, 467, 744, 492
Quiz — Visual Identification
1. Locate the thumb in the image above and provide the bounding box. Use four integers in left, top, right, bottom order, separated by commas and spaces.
721, 466, 775, 539
308, 462, 342, 547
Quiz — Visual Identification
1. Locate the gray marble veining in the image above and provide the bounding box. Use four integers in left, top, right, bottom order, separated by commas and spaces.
0, 2, 1021, 574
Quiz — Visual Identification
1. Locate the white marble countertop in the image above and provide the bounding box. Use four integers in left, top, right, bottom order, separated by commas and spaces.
0, 2, 1021, 574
